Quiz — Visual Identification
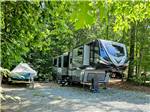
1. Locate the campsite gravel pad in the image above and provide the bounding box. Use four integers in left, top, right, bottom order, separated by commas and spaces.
2, 83, 150, 112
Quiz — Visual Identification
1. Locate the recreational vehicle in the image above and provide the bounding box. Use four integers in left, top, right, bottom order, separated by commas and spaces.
52, 39, 128, 89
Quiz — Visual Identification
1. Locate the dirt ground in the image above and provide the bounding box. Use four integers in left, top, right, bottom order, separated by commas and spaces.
1, 80, 150, 112
109, 79, 150, 94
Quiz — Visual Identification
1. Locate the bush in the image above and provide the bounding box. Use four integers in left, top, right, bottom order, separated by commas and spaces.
130, 75, 150, 86
25, 50, 53, 82
36, 73, 53, 82
0, 67, 11, 84
0, 67, 10, 77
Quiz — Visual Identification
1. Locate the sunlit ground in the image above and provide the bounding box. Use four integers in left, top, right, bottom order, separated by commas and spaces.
1, 81, 150, 112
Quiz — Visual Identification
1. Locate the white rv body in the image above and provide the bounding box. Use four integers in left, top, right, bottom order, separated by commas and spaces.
52, 39, 128, 84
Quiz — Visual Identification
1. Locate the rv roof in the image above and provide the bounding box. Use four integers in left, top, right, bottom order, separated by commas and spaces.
100, 39, 125, 46
53, 39, 125, 58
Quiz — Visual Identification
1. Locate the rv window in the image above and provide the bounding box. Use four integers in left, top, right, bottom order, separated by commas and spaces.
58, 57, 61, 67
70, 57, 72, 64
72, 47, 83, 67
94, 46, 99, 63
78, 47, 83, 56
105, 44, 124, 57
90, 43, 94, 64
63, 55, 69, 67
100, 48, 110, 61
89, 41, 99, 64
53, 58, 57, 66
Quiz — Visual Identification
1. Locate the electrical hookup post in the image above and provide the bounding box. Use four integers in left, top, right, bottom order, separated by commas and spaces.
91, 71, 110, 93
91, 74, 100, 93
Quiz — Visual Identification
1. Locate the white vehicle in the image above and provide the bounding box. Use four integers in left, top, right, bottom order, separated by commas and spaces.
52, 39, 128, 88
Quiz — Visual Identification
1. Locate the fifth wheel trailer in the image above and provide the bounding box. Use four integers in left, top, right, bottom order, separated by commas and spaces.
52, 39, 128, 88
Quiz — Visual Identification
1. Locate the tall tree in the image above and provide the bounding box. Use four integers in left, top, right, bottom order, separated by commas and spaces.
128, 24, 136, 80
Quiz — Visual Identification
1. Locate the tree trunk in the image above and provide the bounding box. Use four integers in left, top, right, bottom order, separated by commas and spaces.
137, 21, 146, 77
135, 26, 138, 76
138, 39, 144, 76
127, 24, 136, 81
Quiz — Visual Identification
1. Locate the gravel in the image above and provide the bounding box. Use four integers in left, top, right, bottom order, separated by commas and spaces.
1, 83, 150, 112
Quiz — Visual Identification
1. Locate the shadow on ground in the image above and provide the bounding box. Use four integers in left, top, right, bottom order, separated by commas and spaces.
1, 82, 150, 112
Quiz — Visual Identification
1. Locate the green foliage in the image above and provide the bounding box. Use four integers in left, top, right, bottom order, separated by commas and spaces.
25, 50, 53, 81
70, 1, 96, 30
0, 67, 10, 77
1, 1, 72, 70
130, 75, 150, 86
1, 1, 150, 83
1, 1, 40, 69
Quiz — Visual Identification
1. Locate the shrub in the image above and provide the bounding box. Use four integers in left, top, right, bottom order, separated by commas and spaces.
130, 74, 150, 86
0, 67, 10, 77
